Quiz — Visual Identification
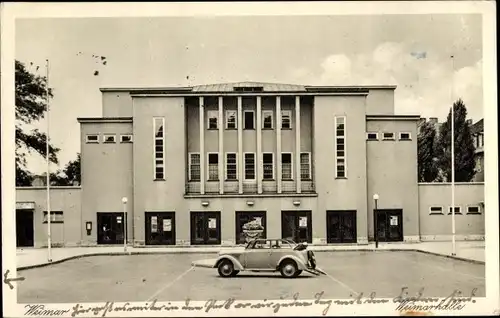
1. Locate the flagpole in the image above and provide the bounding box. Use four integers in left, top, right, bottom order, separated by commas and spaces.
46, 59, 52, 262
451, 54, 456, 256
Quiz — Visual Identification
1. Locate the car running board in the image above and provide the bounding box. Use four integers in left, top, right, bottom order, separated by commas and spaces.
305, 267, 327, 276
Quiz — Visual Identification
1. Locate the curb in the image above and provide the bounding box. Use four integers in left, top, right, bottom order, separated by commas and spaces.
17, 248, 484, 271
414, 249, 485, 265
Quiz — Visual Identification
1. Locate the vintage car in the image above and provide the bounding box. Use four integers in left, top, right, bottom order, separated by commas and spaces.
213, 238, 325, 278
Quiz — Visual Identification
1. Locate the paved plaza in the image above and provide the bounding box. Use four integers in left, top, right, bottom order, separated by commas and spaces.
17, 251, 485, 303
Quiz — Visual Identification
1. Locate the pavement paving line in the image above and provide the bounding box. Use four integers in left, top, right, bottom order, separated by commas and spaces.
319, 268, 360, 297
387, 252, 485, 281
146, 266, 195, 302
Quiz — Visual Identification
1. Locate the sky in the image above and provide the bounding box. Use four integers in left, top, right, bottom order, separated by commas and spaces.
15, 14, 483, 175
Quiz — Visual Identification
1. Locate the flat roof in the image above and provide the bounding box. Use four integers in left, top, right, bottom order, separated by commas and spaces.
100, 81, 397, 94
366, 114, 421, 121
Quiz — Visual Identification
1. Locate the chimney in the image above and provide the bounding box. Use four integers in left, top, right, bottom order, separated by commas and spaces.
429, 117, 438, 125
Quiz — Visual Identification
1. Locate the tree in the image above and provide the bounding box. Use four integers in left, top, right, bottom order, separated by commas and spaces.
435, 99, 476, 182
417, 121, 439, 182
51, 153, 81, 186
15, 60, 60, 186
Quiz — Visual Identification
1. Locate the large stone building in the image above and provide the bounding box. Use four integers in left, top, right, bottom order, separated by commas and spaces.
15, 82, 485, 248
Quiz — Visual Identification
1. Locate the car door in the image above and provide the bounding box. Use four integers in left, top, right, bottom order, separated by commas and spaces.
244, 240, 272, 269
269, 240, 291, 267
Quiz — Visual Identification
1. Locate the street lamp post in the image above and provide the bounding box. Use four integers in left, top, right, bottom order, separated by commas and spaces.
373, 194, 379, 248
122, 197, 128, 252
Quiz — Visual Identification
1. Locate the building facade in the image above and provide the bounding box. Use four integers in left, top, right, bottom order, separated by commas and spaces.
15, 82, 485, 247
471, 119, 484, 182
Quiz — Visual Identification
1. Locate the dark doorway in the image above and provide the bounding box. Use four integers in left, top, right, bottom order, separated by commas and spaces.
326, 210, 357, 243
190, 212, 221, 245
145, 212, 176, 245
375, 209, 403, 242
97, 212, 124, 244
281, 211, 312, 243
235, 211, 267, 244
16, 209, 34, 247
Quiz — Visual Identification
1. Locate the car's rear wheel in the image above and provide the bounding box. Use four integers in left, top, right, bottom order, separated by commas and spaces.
293, 270, 302, 278
230, 270, 239, 277
280, 260, 298, 278
217, 260, 235, 278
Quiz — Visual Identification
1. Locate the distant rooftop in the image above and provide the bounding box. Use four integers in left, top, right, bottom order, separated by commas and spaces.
100, 81, 397, 94
471, 119, 484, 134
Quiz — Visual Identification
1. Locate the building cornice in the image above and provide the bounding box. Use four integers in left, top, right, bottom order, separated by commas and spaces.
305, 85, 396, 91
77, 117, 133, 124
100, 85, 395, 94
100, 87, 193, 92
130, 92, 369, 97
366, 115, 421, 121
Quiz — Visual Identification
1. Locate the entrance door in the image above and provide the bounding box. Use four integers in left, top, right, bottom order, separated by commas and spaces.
145, 212, 176, 245
235, 211, 267, 244
326, 210, 357, 243
190, 212, 221, 245
281, 211, 312, 244
16, 209, 34, 247
97, 212, 125, 244
375, 209, 403, 242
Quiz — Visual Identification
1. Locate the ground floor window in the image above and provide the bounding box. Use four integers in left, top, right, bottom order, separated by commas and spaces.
190, 211, 221, 245
375, 209, 403, 242
281, 210, 312, 243
16, 209, 34, 247
97, 212, 125, 245
145, 212, 176, 245
326, 210, 357, 243
235, 211, 267, 244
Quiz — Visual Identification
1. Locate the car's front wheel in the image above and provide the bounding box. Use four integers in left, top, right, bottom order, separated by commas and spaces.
217, 260, 235, 278
280, 260, 298, 278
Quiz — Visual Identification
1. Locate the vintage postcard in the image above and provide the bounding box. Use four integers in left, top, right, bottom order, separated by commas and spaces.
1, 1, 498, 317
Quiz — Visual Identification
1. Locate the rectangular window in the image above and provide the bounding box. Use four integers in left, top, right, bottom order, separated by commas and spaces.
120, 134, 133, 143
262, 110, 274, 129
207, 153, 219, 181
281, 153, 293, 180
244, 153, 256, 180
86, 134, 99, 143
189, 153, 200, 181
43, 211, 64, 223
226, 110, 237, 129
244, 110, 255, 129
262, 153, 274, 180
366, 132, 378, 141
399, 132, 412, 140
335, 116, 346, 178
382, 132, 395, 140
429, 206, 444, 215
226, 153, 238, 180
300, 152, 311, 179
448, 206, 462, 215
207, 110, 218, 129
281, 110, 292, 129
467, 206, 481, 215
153, 117, 165, 180
103, 134, 116, 143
